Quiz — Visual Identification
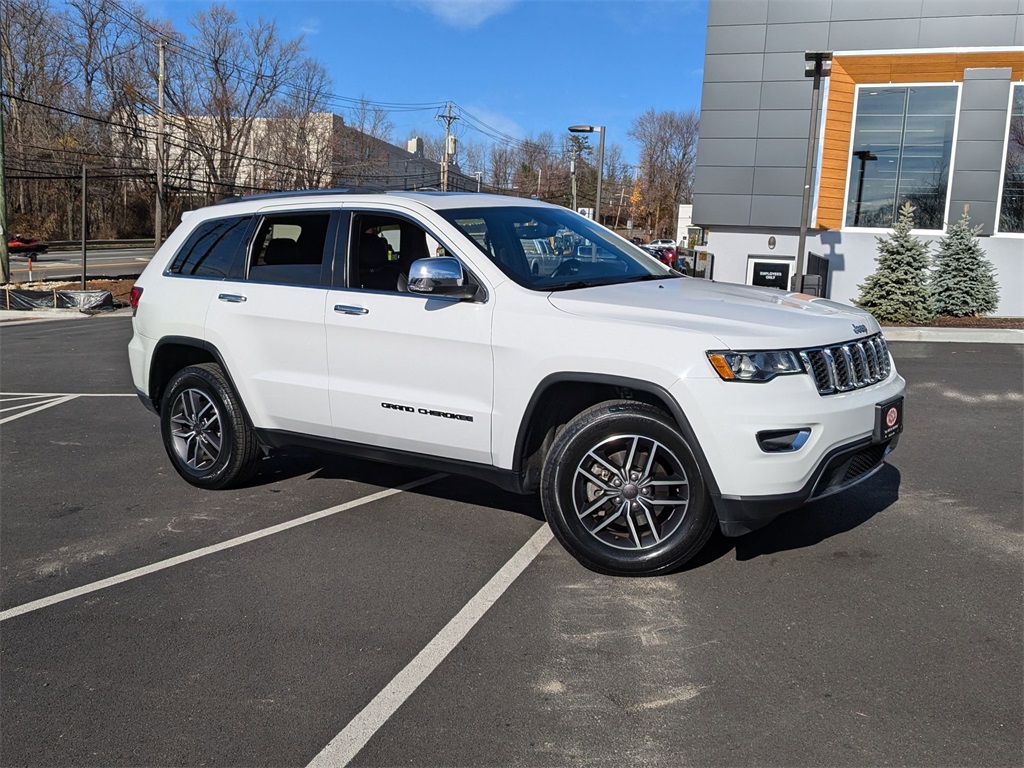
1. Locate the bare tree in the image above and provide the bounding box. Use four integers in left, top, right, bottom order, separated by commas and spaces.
2, 0, 79, 233
164, 4, 306, 195
256, 59, 334, 190
628, 108, 699, 238
332, 96, 394, 184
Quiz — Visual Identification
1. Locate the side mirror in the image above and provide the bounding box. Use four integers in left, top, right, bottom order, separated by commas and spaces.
407, 257, 479, 300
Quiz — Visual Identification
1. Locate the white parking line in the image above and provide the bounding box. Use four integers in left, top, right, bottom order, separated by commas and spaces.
1, 392, 136, 396
0, 473, 447, 622
0, 393, 135, 424
306, 524, 553, 768
0, 395, 78, 424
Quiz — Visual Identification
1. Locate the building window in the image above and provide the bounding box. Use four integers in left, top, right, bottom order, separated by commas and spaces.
998, 84, 1024, 234
845, 85, 959, 230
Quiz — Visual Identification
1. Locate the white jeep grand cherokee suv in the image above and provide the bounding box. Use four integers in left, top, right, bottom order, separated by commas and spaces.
128, 190, 905, 576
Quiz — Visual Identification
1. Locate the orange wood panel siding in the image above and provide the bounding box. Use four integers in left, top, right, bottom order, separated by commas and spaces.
816, 51, 1024, 230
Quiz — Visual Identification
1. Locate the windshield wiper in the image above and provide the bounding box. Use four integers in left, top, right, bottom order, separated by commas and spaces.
547, 280, 606, 291
620, 273, 680, 283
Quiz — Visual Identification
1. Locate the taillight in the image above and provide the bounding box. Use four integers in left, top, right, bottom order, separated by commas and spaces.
129, 286, 143, 311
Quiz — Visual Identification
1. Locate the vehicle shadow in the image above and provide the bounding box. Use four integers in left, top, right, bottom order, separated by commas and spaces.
677, 465, 902, 571
734, 464, 902, 562
248, 450, 900, 565
248, 449, 546, 520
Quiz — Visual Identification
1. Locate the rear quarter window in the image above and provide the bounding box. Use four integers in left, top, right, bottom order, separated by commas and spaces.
168, 216, 252, 277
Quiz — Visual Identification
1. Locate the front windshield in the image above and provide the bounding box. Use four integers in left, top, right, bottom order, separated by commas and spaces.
439, 205, 678, 290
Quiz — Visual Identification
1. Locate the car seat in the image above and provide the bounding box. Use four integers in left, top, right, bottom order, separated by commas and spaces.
358, 234, 398, 291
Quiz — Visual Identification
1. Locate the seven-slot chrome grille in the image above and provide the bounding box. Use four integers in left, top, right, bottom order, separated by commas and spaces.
799, 334, 892, 395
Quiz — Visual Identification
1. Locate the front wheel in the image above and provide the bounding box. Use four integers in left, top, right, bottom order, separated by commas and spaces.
160, 363, 260, 490
540, 400, 716, 576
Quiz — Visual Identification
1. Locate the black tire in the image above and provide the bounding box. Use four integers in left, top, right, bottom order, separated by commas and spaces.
159, 363, 260, 490
540, 400, 717, 576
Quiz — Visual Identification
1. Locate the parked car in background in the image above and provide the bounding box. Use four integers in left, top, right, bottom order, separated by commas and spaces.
648, 238, 677, 249
643, 244, 677, 268
522, 238, 559, 276
7, 234, 49, 255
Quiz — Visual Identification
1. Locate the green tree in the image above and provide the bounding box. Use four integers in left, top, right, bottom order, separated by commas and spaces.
931, 206, 999, 317
855, 202, 934, 324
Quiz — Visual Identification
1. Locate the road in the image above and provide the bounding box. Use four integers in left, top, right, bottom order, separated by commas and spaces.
0, 320, 1021, 767
7, 246, 154, 283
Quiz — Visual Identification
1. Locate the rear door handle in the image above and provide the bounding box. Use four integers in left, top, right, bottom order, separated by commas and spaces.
334, 304, 369, 315
218, 294, 247, 303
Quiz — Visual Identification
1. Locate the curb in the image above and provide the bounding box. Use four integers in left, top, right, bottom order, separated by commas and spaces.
0, 307, 133, 325
881, 326, 1023, 344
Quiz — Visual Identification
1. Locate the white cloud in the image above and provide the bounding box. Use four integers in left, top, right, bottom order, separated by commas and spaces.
300, 17, 321, 35
461, 104, 524, 141
412, 0, 518, 29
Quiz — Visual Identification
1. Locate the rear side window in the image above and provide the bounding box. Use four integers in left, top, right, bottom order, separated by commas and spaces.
248, 212, 331, 286
168, 216, 251, 277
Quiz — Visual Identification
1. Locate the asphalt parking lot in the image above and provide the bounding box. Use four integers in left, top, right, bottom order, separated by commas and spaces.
1, 315, 1021, 767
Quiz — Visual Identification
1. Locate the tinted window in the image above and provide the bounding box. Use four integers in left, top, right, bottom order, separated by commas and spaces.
999, 84, 1024, 234
248, 213, 330, 286
168, 216, 251, 277
845, 85, 958, 230
349, 213, 437, 292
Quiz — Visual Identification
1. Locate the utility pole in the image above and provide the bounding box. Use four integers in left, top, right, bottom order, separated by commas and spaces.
155, 39, 166, 248
80, 164, 88, 290
437, 103, 458, 192
0, 59, 9, 284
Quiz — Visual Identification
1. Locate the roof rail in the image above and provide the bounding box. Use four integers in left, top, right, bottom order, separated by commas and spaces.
213, 187, 390, 205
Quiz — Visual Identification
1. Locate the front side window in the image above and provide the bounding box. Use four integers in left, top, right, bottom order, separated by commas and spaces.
439, 206, 674, 290
998, 84, 1024, 234
168, 216, 251, 277
845, 85, 959, 230
348, 212, 441, 292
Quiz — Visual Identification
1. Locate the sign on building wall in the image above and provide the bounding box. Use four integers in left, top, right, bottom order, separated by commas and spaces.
747, 257, 792, 291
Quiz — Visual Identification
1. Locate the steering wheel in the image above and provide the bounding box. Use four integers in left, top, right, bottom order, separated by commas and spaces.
552, 258, 581, 277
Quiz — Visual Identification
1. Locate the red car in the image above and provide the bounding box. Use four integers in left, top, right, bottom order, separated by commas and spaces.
7, 234, 49, 255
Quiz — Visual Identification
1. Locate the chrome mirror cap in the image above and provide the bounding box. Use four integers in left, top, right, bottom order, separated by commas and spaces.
408, 257, 471, 297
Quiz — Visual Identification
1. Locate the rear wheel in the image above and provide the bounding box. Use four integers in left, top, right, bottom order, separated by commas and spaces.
160, 363, 260, 489
540, 400, 716, 576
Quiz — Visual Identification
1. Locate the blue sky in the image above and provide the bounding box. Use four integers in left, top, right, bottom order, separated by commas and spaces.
143, 0, 709, 166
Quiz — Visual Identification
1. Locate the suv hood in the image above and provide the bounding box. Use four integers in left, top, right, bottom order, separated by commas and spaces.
547, 278, 880, 349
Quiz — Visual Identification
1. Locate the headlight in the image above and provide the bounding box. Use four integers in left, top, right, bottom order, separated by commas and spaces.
706, 350, 804, 382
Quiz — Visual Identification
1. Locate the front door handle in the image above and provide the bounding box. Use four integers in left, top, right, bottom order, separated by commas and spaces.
218, 293, 247, 303
334, 304, 369, 315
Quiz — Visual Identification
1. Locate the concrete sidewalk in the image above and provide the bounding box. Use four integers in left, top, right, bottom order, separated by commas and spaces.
0, 307, 134, 325
880, 326, 1023, 344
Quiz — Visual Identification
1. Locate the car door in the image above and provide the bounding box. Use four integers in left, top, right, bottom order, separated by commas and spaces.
325, 209, 494, 464
204, 210, 337, 438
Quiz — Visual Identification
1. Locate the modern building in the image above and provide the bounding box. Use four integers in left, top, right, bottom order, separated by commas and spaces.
692, 0, 1024, 315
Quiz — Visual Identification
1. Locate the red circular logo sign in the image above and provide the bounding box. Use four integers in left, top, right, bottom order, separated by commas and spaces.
886, 407, 898, 428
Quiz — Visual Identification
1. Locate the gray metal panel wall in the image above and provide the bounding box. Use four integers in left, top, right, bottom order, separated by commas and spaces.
693, 0, 1024, 230
948, 69, 1014, 235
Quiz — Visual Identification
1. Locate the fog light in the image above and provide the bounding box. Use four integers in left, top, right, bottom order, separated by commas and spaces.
757, 428, 811, 453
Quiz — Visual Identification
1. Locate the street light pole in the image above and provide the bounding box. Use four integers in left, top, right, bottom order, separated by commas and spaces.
795, 51, 831, 292
852, 149, 877, 227
568, 125, 605, 224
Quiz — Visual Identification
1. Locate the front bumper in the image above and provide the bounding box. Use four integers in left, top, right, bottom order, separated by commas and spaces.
713, 433, 898, 536
670, 367, 906, 536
